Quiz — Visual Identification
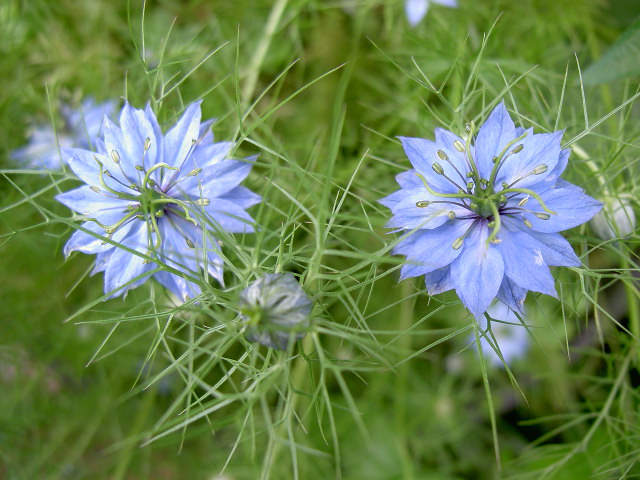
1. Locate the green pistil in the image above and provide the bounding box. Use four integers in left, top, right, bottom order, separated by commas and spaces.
486, 130, 529, 189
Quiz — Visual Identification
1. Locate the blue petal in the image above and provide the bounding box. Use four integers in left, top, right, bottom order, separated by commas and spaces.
399, 136, 469, 194
170, 158, 254, 200
218, 186, 261, 209
56, 186, 130, 216
103, 221, 153, 297
496, 277, 527, 313
63, 148, 135, 194
495, 129, 564, 189
423, 266, 453, 295
395, 169, 423, 189
502, 217, 581, 267
203, 198, 256, 233
382, 186, 469, 231
473, 102, 517, 180
450, 222, 505, 317
394, 219, 473, 279
523, 186, 603, 233
405, 0, 428, 26
163, 101, 203, 171
494, 226, 557, 297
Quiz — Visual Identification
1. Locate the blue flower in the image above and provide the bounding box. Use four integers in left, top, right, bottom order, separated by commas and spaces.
12, 98, 116, 170
474, 302, 529, 367
56, 100, 261, 301
239, 273, 312, 350
380, 102, 603, 317
405, 0, 457, 26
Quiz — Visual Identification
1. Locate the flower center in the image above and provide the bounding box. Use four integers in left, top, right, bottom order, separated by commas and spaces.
413, 125, 557, 249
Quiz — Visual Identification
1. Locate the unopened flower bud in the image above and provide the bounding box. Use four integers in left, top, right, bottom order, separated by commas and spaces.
240, 273, 312, 350
590, 197, 635, 240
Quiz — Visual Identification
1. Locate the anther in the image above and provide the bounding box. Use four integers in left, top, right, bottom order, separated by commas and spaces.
448, 211, 456, 220
535, 213, 550, 220
480, 179, 489, 188
416, 201, 430, 208
518, 196, 529, 207
501, 182, 509, 190
155, 210, 164, 218
492, 156, 499, 164
466, 172, 474, 178
129, 184, 139, 191
144, 137, 151, 151
135, 165, 145, 171
104, 170, 112, 177
111, 150, 120, 164
512, 144, 524, 154
136, 214, 146, 221
432, 163, 444, 175
452, 237, 464, 250
499, 195, 507, 203
470, 202, 479, 210
533, 164, 548, 175
147, 179, 157, 187
453, 140, 465, 152
466, 181, 474, 191
490, 238, 502, 244
488, 220, 495, 228
523, 219, 533, 228
194, 198, 210, 206
437, 150, 449, 161
90, 186, 101, 193
185, 238, 195, 248
187, 168, 202, 177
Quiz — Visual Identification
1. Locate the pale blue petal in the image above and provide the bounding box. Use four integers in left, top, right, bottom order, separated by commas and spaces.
495, 227, 557, 297
163, 101, 203, 170
394, 220, 473, 279
103, 221, 153, 296
495, 130, 563, 189
405, 0, 428, 26
501, 217, 581, 267
522, 187, 603, 233
170, 158, 253, 200
382, 186, 469, 230
473, 102, 517, 179
55, 186, 130, 216
203, 198, 256, 233
218, 186, 262, 209
423, 266, 453, 295
399, 136, 469, 194
395, 169, 423, 189
496, 277, 527, 313
450, 222, 505, 317
63, 148, 135, 194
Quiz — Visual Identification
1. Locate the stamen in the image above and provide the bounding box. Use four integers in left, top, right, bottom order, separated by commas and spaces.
90, 186, 101, 193
144, 137, 151, 151
194, 198, 210, 206
448, 211, 456, 220
523, 219, 533, 228
185, 238, 195, 248
518, 196, 529, 207
437, 150, 448, 161
512, 144, 524, 153
135, 165, 145, 171
499, 187, 557, 215
535, 213, 550, 220
416, 201, 430, 208
453, 140, 465, 152
532, 164, 548, 174
187, 168, 202, 177
432, 163, 444, 175
111, 150, 120, 164
452, 237, 464, 250
155, 210, 164, 217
